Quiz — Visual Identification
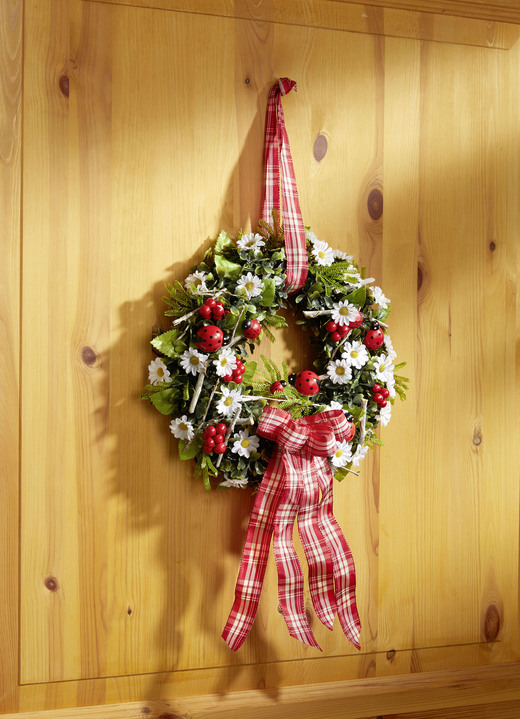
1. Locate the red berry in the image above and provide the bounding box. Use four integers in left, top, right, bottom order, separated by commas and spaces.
330, 331, 341, 342
338, 325, 349, 337
214, 443, 227, 455
215, 423, 227, 436
203, 425, 216, 438
381, 388, 390, 399
233, 375, 243, 384
373, 393, 384, 405
222, 374, 234, 382
203, 442, 214, 454
204, 298, 216, 307
214, 434, 224, 445
224, 309, 230, 315
204, 437, 215, 449
379, 400, 387, 408
372, 384, 381, 394
212, 305, 225, 320
325, 320, 337, 333
199, 305, 212, 319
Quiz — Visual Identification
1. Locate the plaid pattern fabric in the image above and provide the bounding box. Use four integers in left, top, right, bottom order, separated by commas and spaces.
261, 78, 308, 293
222, 407, 361, 652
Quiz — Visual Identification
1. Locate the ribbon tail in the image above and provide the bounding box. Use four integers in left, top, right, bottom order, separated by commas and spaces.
273, 456, 321, 650
297, 472, 337, 630
221, 450, 286, 651
317, 461, 362, 650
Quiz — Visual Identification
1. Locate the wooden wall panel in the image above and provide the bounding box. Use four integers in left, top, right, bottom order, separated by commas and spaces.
9, 0, 520, 713
0, 0, 22, 712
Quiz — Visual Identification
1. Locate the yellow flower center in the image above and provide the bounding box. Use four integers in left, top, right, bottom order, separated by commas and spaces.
220, 358, 228, 367
336, 366, 345, 376
179, 422, 188, 432
318, 251, 326, 259
241, 439, 250, 449
335, 449, 343, 458
351, 350, 358, 359
157, 367, 164, 377
190, 356, 199, 365
245, 282, 255, 292
380, 364, 385, 372
339, 307, 348, 316
224, 397, 233, 406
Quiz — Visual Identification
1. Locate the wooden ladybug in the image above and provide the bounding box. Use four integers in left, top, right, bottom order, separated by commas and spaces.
196, 325, 224, 353
270, 380, 287, 394
294, 370, 320, 396
364, 322, 384, 351
349, 310, 364, 329
242, 318, 262, 339
345, 413, 355, 442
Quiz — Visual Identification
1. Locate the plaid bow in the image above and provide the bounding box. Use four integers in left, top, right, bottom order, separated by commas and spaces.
222, 407, 361, 652
261, 78, 308, 293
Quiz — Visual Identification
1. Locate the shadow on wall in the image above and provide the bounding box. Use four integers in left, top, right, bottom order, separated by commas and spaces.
104, 79, 286, 711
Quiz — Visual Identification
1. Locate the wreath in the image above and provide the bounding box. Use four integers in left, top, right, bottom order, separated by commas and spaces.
143, 212, 407, 491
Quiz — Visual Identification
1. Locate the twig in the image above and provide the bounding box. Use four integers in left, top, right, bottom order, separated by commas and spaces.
172, 308, 200, 326
189, 365, 208, 414
359, 398, 368, 447
330, 331, 352, 361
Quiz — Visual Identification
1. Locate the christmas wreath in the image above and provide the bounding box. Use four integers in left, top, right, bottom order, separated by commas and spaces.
143, 213, 407, 490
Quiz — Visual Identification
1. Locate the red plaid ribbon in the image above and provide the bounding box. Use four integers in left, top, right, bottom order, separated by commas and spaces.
261, 78, 308, 293
222, 407, 361, 652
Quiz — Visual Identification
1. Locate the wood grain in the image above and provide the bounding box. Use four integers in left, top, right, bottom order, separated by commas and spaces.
83, 0, 520, 49
0, 0, 22, 712
6, 664, 520, 719
13, 0, 520, 712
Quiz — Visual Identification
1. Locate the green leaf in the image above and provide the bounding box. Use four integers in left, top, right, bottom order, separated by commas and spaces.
261, 278, 275, 306
149, 388, 178, 415
346, 286, 366, 306
242, 360, 257, 384
183, 382, 190, 401
151, 329, 183, 359
214, 254, 242, 280
178, 435, 203, 460
214, 230, 235, 255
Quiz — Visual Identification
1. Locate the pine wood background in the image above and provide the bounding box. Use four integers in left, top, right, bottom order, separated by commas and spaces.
2, 0, 520, 716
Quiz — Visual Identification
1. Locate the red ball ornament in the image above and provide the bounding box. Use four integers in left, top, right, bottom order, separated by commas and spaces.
242, 318, 262, 339
294, 370, 320, 396
196, 325, 224, 352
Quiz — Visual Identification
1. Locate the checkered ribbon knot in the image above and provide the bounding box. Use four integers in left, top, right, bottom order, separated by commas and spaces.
261, 78, 308, 293
222, 407, 361, 652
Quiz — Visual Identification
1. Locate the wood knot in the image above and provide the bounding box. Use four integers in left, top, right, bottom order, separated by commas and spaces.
244, 77, 251, 85
81, 346, 99, 367
313, 134, 328, 162
386, 649, 396, 661
58, 74, 69, 97
367, 188, 383, 221
489, 241, 496, 252
483, 603, 501, 642
44, 576, 59, 592
473, 428, 482, 446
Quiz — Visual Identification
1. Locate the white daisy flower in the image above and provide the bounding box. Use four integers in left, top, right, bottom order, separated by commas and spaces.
311, 240, 335, 267
341, 340, 369, 370
384, 334, 397, 361
351, 444, 369, 467
184, 270, 208, 295
236, 272, 263, 299
216, 387, 242, 417
331, 301, 358, 326
231, 430, 260, 458
179, 348, 207, 376
214, 347, 238, 377
334, 249, 353, 261
373, 354, 394, 384
324, 400, 343, 412
148, 357, 172, 385
386, 375, 396, 399
220, 475, 249, 489
379, 402, 392, 427
169, 415, 194, 441
327, 359, 352, 385
305, 230, 320, 245
331, 439, 353, 468
237, 233, 265, 253
372, 286, 390, 309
